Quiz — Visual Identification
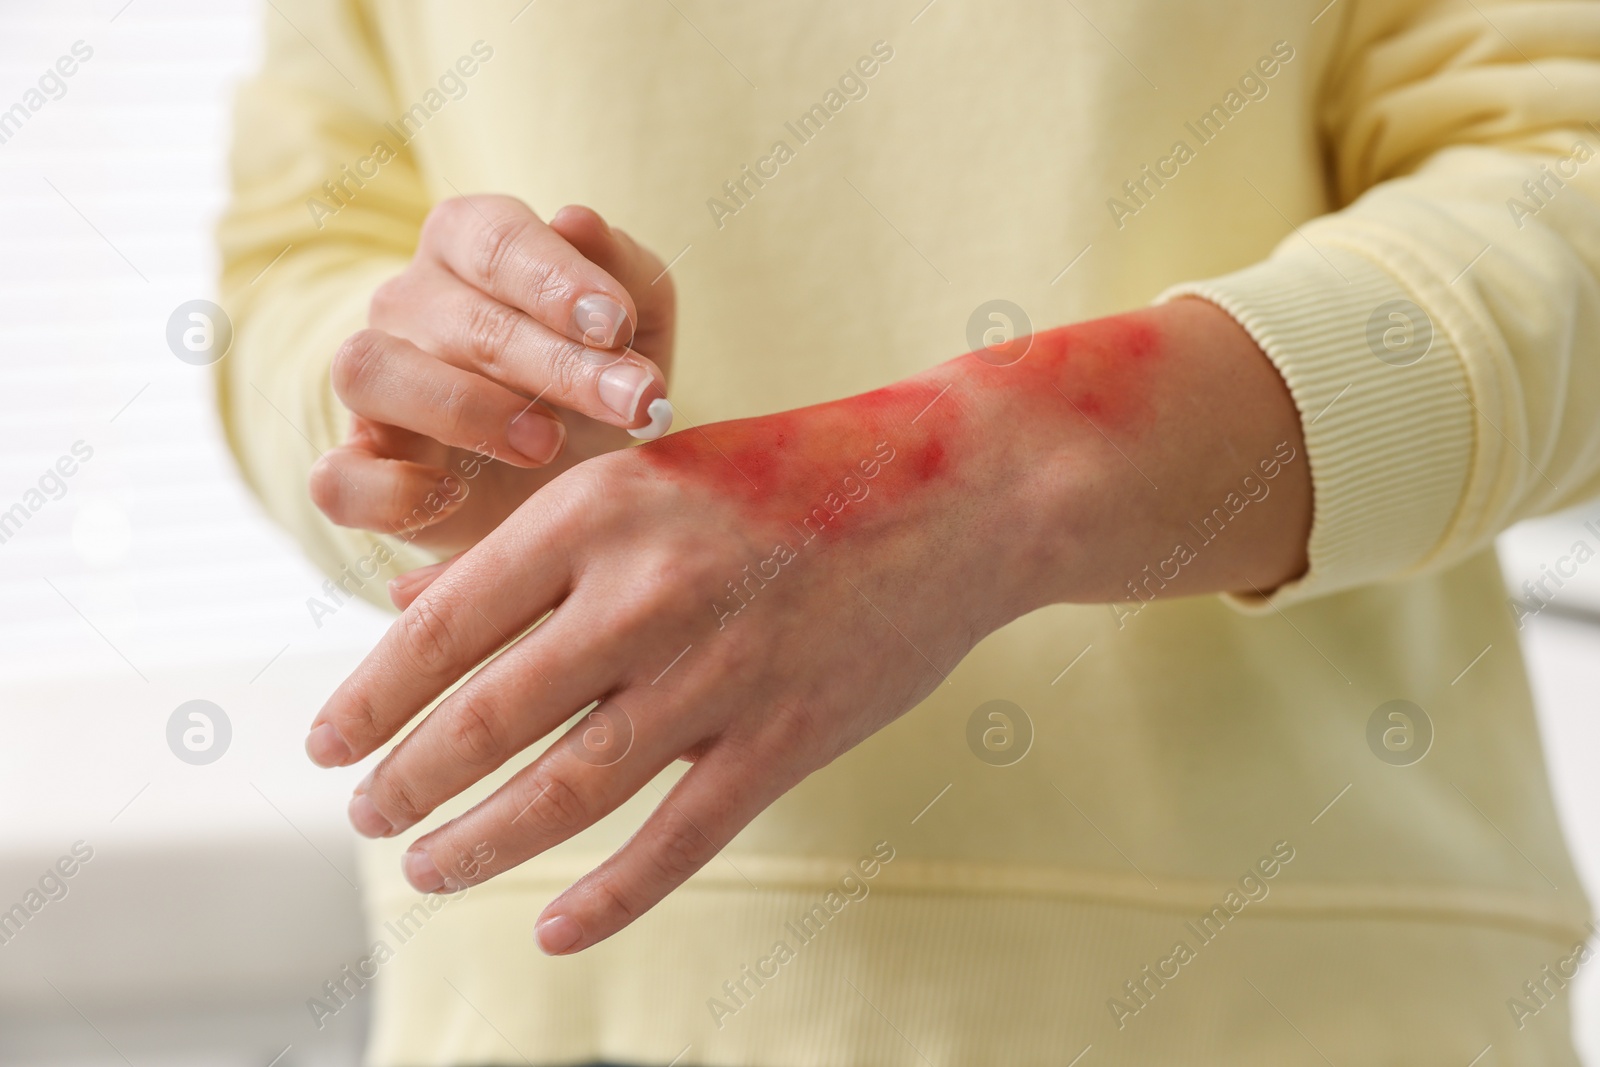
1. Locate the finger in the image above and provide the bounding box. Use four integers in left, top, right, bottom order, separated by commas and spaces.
388, 555, 458, 611
421, 194, 637, 351
548, 205, 674, 358
371, 268, 667, 434
535, 747, 792, 953
304, 502, 576, 768
347, 413, 450, 468
309, 444, 465, 536
387, 689, 689, 899
345, 605, 629, 837
332, 328, 567, 467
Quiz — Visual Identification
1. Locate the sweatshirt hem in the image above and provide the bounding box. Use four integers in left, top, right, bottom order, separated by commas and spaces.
361, 878, 1590, 1067
366, 855, 1593, 947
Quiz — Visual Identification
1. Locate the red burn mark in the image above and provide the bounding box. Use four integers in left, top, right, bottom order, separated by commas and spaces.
967, 311, 1164, 436
911, 439, 946, 481
640, 309, 1166, 519
639, 377, 950, 524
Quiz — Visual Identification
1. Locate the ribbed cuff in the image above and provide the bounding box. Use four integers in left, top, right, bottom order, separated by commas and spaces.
1157, 246, 1474, 612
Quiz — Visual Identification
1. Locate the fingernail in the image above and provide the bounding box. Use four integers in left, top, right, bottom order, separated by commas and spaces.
598, 362, 664, 425
506, 409, 566, 465
536, 914, 582, 955
390, 560, 448, 600
402, 850, 447, 894
388, 571, 424, 601
305, 723, 351, 767
348, 793, 396, 838
573, 294, 627, 348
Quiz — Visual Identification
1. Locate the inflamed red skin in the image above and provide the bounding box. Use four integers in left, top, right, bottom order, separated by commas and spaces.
637, 312, 1164, 542
311, 297, 1310, 959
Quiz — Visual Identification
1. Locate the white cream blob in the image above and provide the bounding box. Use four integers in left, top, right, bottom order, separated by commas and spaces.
627, 397, 674, 441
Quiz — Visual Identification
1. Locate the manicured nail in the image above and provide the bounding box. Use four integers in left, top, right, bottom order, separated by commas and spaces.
573, 294, 627, 348
506, 408, 567, 465
402, 850, 447, 894
536, 914, 582, 955
389, 560, 448, 602
305, 723, 351, 767
388, 571, 426, 602
598, 362, 664, 425
626, 397, 674, 441
348, 793, 395, 838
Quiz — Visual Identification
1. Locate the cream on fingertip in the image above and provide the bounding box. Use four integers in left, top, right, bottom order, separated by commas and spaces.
627, 397, 674, 441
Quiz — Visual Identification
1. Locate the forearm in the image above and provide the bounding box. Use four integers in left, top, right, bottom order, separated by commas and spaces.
633, 297, 1309, 635
953, 297, 1312, 616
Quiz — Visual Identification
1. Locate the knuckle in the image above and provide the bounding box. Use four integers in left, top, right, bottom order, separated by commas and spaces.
517, 771, 591, 840
763, 698, 832, 764
379, 766, 431, 826
443, 691, 507, 768
334, 692, 383, 756
473, 215, 535, 292
517, 245, 563, 298
593, 874, 640, 924
395, 595, 461, 673
433, 378, 475, 440
608, 554, 698, 641
462, 297, 523, 363
641, 549, 698, 596
331, 329, 387, 403
647, 817, 711, 887
545, 337, 589, 397
447, 840, 498, 885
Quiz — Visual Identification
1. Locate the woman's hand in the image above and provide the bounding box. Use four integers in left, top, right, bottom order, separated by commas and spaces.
309, 197, 676, 558
303, 299, 1311, 954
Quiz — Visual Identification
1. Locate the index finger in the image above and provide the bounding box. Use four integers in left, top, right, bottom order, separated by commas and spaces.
421, 194, 637, 351
303, 507, 574, 768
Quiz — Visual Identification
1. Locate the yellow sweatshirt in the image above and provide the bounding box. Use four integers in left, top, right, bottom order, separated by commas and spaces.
217, 2, 1600, 1063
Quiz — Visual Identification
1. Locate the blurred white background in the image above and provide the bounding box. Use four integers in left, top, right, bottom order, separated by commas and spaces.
0, 3, 384, 1064
0, 2, 1595, 1064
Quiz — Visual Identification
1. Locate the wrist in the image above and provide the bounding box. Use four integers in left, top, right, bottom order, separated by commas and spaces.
900, 318, 1150, 623
916, 299, 1310, 620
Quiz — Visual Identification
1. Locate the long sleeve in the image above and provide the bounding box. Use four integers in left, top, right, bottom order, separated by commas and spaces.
215, 0, 433, 607
1160, 0, 1600, 610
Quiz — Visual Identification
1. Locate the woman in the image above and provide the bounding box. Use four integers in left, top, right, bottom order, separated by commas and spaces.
218, 1, 1600, 1063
